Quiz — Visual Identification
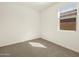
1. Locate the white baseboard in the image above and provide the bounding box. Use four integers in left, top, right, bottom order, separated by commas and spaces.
42, 37, 79, 53
0, 35, 39, 47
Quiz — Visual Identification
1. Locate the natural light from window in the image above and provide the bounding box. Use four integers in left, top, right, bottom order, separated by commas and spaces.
29, 42, 47, 48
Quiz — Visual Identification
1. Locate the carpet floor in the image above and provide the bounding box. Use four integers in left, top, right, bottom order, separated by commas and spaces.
0, 38, 79, 57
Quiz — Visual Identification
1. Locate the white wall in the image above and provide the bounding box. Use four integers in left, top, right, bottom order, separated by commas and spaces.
41, 2, 79, 53
0, 3, 40, 47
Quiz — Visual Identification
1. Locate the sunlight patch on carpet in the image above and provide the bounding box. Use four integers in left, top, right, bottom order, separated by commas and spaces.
29, 42, 47, 48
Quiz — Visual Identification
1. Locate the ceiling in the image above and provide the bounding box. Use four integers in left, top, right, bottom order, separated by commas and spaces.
16, 2, 57, 11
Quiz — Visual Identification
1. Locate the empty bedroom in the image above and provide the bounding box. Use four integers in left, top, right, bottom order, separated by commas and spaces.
0, 2, 79, 57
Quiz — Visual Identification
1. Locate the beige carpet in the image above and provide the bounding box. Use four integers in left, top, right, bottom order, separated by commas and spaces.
0, 38, 79, 57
